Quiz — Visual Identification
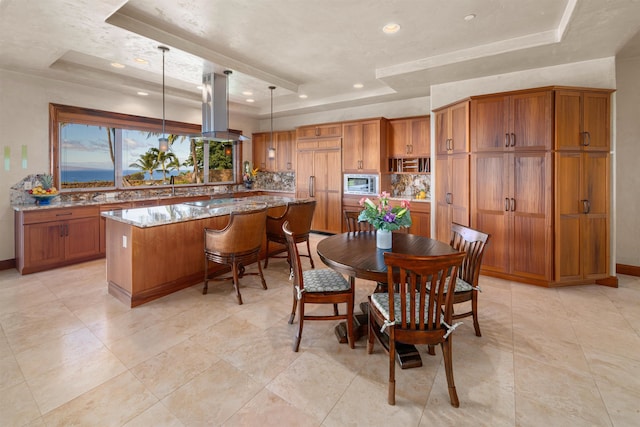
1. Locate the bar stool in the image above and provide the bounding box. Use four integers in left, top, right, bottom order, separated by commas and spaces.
203, 206, 268, 305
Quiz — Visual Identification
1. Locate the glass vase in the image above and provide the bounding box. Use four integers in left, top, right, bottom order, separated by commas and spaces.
376, 229, 392, 249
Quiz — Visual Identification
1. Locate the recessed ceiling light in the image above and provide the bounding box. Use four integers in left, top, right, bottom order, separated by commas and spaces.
134, 58, 148, 64
246, 99, 255, 103
242, 91, 253, 96
353, 83, 364, 89
464, 14, 476, 21
137, 91, 148, 96
110, 62, 125, 69
299, 94, 308, 99
382, 23, 400, 34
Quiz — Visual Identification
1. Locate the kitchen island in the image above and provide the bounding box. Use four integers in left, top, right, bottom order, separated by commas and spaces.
102, 195, 298, 307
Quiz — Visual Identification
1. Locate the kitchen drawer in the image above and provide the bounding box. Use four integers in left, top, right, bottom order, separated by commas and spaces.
22, 206, 99, 225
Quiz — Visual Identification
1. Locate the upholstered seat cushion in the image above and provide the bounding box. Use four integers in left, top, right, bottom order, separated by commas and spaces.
302, 269, 350, 292
426, 276, 473, 293
370, 292, 441, 326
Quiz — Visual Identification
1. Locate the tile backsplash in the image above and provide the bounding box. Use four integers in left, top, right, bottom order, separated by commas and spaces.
390, 174, 431, 199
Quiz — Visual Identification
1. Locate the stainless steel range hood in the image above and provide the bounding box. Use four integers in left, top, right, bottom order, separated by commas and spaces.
198, 70, 248, 142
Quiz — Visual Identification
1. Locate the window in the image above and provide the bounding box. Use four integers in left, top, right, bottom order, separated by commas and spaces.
50, 104, 242, 191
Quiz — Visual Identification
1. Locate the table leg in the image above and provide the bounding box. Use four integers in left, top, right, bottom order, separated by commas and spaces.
334, 301, 423, 369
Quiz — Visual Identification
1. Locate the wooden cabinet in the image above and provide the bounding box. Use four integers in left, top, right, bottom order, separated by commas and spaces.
434, 100, 470, 242
471, 151, 553, 283
15, 206, 101, 274
343, 118, 387, 172
471, 90, 552, 152
253, 131, 296, 171
555, 89, 612, 151
435, 153, 469, 242
99, 202, 131, 254
556, 151, 610, 283
388, 116, 430, 157
296, 123, 342, 140
435, 101, 469, 155
275, 131, 295, 171
252, 132, 269, 170
296, 137, 342, 233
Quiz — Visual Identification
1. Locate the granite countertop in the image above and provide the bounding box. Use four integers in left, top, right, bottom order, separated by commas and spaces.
101, 195, 300, 228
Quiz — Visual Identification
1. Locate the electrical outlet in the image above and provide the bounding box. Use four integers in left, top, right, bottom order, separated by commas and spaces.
122, 235, 127, 248
24, 182, 32, 190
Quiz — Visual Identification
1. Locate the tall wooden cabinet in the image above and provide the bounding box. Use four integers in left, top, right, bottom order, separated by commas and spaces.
296, 134, 343, 233
434, 100, 470, 242
554, 87, 612, 284
460, 85, 614, 286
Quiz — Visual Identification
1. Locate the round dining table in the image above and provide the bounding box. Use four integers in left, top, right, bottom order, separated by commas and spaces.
316, 230, 459, 368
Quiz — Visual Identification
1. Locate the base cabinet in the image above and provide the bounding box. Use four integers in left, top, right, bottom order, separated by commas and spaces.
16, 206, 100, 274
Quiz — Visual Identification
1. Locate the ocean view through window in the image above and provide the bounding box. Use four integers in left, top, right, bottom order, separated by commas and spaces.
50, 104, 241, 191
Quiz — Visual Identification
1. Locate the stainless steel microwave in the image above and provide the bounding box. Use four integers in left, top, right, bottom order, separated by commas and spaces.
344, 174, 379, 195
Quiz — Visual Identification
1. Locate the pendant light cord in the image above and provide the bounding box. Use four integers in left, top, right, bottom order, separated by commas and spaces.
269, 86, 276, 150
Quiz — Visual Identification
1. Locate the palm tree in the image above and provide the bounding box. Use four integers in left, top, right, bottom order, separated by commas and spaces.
129, 150, 159, 182
150, 147, 179, 182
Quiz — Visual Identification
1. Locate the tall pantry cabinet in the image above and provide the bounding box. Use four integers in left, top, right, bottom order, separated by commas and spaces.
434, 100, 470, 242
437, 86, 614, 287
554, 89, 613, 284
295, 124, 343, 233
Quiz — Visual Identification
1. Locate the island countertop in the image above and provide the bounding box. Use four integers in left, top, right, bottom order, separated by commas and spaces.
101, 195, 301, 228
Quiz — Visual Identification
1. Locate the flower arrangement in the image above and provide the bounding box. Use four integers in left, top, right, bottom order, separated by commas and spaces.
243, 167, 259, 183
358, 191, 412, 232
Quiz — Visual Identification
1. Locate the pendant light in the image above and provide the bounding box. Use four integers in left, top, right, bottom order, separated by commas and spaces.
267, 85, 276, 159
158, 45, 170, 152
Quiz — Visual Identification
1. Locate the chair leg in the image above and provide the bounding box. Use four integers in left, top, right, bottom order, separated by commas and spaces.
305, 239, 315, 269
288, 286, 298, 324
388, 332, 396, 405
263, 240, 270, 268
472, 292, 482, 337
346, 296, 355, 349
256, 258, 268, 290
441, 339, 459, 408
333, 304, 339, 316
367, 306, 375, 354
427, 345, 436, 356
232, 262, 243, 305
293, 298, 304, 352
202, 258, 209, 295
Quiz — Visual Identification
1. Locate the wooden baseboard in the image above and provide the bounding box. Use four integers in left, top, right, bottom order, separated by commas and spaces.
0, 259, 16, 271
616, 264, 640, 277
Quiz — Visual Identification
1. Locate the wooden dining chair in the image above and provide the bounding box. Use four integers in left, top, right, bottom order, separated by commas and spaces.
368, 251, 466, 406
264, 200, 316, 269
283, 221, 355, 351
344, 210, 375, 232
447, 222, 490, 337
203, 206, 268, 305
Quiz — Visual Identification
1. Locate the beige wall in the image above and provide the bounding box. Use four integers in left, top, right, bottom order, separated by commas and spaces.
614, 56, 640, 267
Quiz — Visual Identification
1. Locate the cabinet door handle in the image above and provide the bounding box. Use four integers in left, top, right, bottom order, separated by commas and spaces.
510, 198, 516, 212
309, 176, 315, 197
505, 133, 510, 147
582, 199, 591, 214
287, 162, 291, 170
583, 131, 591, 146
510, 133, 516, 147
505, 198, 510, 211
59, 225, 64, 237
66, 224, 70, 236
56, 212, 72, 217
446, 192, 452, 205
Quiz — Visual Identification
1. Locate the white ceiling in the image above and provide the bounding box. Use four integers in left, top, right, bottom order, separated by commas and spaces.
1, 0, 640, 119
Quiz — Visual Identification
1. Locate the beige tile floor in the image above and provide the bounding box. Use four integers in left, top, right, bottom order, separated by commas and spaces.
1, 233, 640, 426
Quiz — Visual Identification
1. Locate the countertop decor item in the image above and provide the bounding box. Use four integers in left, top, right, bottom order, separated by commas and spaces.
243, 166, 258, 188
28, 173, 59, 205
358, 192, 411, 248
